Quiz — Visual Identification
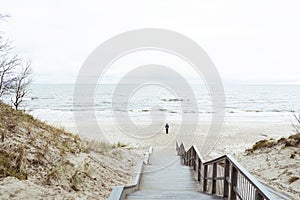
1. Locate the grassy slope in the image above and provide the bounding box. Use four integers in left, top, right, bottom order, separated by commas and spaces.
242, 133, 300, 199
0, 102, 140, 199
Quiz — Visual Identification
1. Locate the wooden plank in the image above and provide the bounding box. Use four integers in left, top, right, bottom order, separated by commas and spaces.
229, 166, 238, 200
223, 159, 230, 198
109, 186, 124, 200
212, 163, 217, 194
126, 147, 221, 200
203, 165, 208, 192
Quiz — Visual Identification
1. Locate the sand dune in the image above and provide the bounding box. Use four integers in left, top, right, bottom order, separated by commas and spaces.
0, 103, 143, 199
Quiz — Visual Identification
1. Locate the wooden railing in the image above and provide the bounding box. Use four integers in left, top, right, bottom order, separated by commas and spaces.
176, 142, 274, 200
109, 147, 153, 200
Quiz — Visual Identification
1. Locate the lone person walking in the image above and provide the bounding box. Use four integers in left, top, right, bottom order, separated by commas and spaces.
165, 123, 169, 134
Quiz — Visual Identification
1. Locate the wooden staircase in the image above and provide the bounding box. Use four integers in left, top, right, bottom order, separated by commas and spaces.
110, 142, 288, 200
126, 147, 220, 199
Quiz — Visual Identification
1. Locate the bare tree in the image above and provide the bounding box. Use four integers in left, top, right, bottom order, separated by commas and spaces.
0, 14, 10, 52
0, 13, 32, 109
11, 62, 32, 110
0, 13, 17, 98
0, 37, 11, 52
0, 54, 22, 97
0, 14, 9, 19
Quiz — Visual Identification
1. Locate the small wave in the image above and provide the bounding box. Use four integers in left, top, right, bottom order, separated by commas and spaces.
53, 108, 72, 111
244, 110, 262, 113
271, 109, 281, 112
184, 111, 199, 113
39, 97, 55, 100
141, 109, 150, 112
226, 106, 238, 109
264, 109, 287, 113
114, 109, 127, 112
170, 111, 177, 113
267, 109, 294, 113
158, 108, 168, 111
161, 98, 183, 102
70, 108, 95, 111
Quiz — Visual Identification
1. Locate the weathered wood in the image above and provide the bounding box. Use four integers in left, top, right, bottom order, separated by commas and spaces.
109, 186, 124, 200
143, 152, 150, 165
203, 164, 208, 192
212, 162, 217, 194
112, 141, 280, 200
227, 155, 274, 200
126, 147, 220, 200
143, 146, 153, 165
223, 159, 230, 198
127, 190, 220, 199
193, 148, 196, 170
109, 147, 151, 200
255, 190, 264, 200
229, 166, 238, 200
178, 142, 276, 200
198, 157, 201, 182
131, 161, 143, 186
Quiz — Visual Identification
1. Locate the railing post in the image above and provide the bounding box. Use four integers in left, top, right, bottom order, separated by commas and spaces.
223, 159, 230, 198
188, 150, 190, 166
186, 151, 188, 165
186, 150, 188, 165
255, 190, 264, 200
176, 143, 273, 200
186, 151, 189, 165
198, 158, 202, 182
212, 163, 217, 194
203, 165, 208, 192
193, 149, 196, 170
189, 150, 192, 166
229, 165, 238, 200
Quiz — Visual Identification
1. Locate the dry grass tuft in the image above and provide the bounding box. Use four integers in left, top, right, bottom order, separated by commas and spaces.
0, 149, 27, 180
83, 139, 111, 155
0, 102, 140, 198
288, 176, 299, 184
247, 132, 300, 154
113, 141, 127, 148
246, 139, 276, 153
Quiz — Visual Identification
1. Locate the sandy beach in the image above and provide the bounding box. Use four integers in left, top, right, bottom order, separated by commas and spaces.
57, 120, 294, 152
1, 104, 299, 199
56, 120, 300, 199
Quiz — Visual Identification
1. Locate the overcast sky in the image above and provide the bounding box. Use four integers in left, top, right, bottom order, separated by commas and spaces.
1, 0, 300, 84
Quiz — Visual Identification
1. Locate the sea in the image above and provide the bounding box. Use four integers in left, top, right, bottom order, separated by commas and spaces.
15, 84, 300, 128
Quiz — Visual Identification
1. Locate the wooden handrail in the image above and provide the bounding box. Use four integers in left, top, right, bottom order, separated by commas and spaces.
109, 146, 153, 200
176, 141, 274, 200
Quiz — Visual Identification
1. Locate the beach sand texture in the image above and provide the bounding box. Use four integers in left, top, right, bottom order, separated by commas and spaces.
61, 120, 299, 199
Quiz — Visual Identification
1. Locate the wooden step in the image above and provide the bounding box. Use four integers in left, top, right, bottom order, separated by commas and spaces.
126, 147, 221, 199
126, 190, 220, 199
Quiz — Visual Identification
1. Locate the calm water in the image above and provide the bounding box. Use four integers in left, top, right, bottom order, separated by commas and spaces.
20, 84, 300, 124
